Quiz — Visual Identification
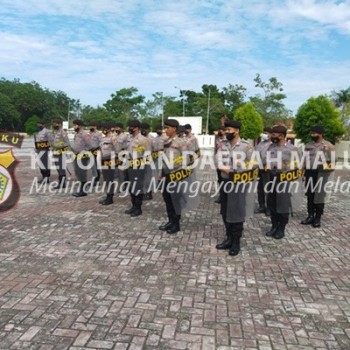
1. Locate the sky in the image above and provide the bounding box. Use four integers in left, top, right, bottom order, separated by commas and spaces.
1, 0, 350, 114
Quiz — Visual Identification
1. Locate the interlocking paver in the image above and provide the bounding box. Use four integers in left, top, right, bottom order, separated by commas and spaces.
0, 154, 349, 349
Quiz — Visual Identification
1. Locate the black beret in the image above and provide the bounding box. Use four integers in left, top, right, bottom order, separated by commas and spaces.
184, 124, 192, 129
263, 127, 273, 133
177, 125, 186, 133
311, 125, 324, 134
52, 118, 62, 124
72, 119, 84, 126
101, 122, 114, 130
218, 126, 226, 131
127, 120, 141, 128
140, 122, 150, 129
272, 125, 287, 135
155, 124, 163, 130
225, 120, 241, 129
164, 119, 179, 128
114, 122, 123, 128
38, 120, 46, 125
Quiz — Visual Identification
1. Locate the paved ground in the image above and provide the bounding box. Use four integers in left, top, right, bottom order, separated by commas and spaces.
0, 151, 350, 350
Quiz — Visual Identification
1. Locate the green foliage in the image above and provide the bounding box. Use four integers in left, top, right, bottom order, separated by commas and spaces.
25, 115, 40, 135
250, 73, 291, 125
294, 95, 345, 144
234, 103, 264, 140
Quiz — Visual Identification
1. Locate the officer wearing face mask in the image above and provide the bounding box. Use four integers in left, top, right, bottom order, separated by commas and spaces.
300, 125, 335, 228
152, 125, 166, 181
264, 125, 301, 239
34, 120, 53, 184
215, 120, 254, 256
88, 123, 103, 187
51, 118, 70, 189
70, 119, 92, 197
214, 126, 226, 203
254, 127, 272, 214
124, 120, 152, 217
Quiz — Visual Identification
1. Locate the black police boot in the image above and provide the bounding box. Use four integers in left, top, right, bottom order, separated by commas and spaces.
124, 206, 136, 214
266, 215, 278, 236
273, 223, 285, 240
99, 194, 113, 205
130, 206, 142, 217
166, 222, 180, 234
265, 207, 271, 216
229, 235, 241, 256
159, 221, 173, 231
38, 176, 50, 184
72, 182, 87, 197
301, 214, 314, 225
255, 206, 266, 214
312, 216, 321, 228
53, 176, 66, 190
144, 192, 153, 200
216, 235, 233, 250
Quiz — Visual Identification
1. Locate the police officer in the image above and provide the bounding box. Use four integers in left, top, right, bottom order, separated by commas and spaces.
88, 123, 103, 186
255, 127, 272, 214
301, 125, 335, 227
265, 125, 301, 239
215, 120, 254, 256
51, 118, 70, 189
70, 119, 91, 197
99, 122, 124, 205
141, 122, 155, 200
34, 120, 53, 184
124, 120, 151, 217
159, 119, 189, 234
214, 126, 226, 203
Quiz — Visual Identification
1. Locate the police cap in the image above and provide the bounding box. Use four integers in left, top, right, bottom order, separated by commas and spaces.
311, 125, 324, 134
140, 122, 150, 129
155, 124, 163, 130
177, 125, 186, 133
224, 120, 241, 129
164, 119, 179, 128
272, 125, 287, 135
263, 127, 273, 133
128, 120, 141, 128
72, 119, 84, 126
184, 123, 192, 129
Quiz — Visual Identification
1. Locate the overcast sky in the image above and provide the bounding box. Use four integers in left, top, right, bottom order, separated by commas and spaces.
1, 0, 350, 114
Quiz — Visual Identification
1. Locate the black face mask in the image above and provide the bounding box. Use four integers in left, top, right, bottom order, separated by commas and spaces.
311, 135, 320, 142
90, 127, 95, 132
102, 130, 109, 135
226, 132, 236, 141
218, 132, 224, 137
128, 127, 134, 134
141, 130, 147, 136
115, 130, 121, 134
53, 125, 59, 130
38, 125, 44, 130
156, 131, 162, 136
74, 126, 80, 133
271, 136, 279, 144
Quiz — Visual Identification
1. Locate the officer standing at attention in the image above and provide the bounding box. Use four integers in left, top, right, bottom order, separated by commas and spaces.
214, 126, 226, 204
215, 120, 254, 256
70, 119, 91, 197
158, 119, 189, 234
254, 127, 272, 215
99, 122, 124, 205
88, 123, 103, 186
300, 125, 335, 228
124, 120, 151, 217
51, 118, 70, 189
34, 120, 53, 184
265, 125, 301, 239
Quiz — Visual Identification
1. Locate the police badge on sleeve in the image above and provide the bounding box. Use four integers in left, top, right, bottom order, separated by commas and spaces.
0, 132, 23, 213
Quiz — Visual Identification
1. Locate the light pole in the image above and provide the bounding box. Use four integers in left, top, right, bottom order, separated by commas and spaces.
206, 88, 211, 134
174, 86, 185, 117
160, 92, 164, 127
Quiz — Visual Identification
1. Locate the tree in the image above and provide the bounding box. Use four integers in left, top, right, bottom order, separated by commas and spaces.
0, 93, 20, 130
234, 103, 264, 140
104, 87, 145, 125
249, 74, 291, 126
25, 115, 40, 135
294, 95, 345, 144
82, 106, 113, 126
330, 87, 350, 139
222, 84, 246, 115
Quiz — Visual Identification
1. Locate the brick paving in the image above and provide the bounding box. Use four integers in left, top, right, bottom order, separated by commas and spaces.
0, 153, 350, 350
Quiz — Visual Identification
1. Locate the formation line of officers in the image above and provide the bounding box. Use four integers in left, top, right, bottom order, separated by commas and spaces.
34, 118, 335, 256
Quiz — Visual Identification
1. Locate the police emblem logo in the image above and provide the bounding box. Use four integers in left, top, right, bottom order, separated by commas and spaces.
0, 150, 20, 213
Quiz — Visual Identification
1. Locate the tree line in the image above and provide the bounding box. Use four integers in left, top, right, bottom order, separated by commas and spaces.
0, 75, 348, 143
